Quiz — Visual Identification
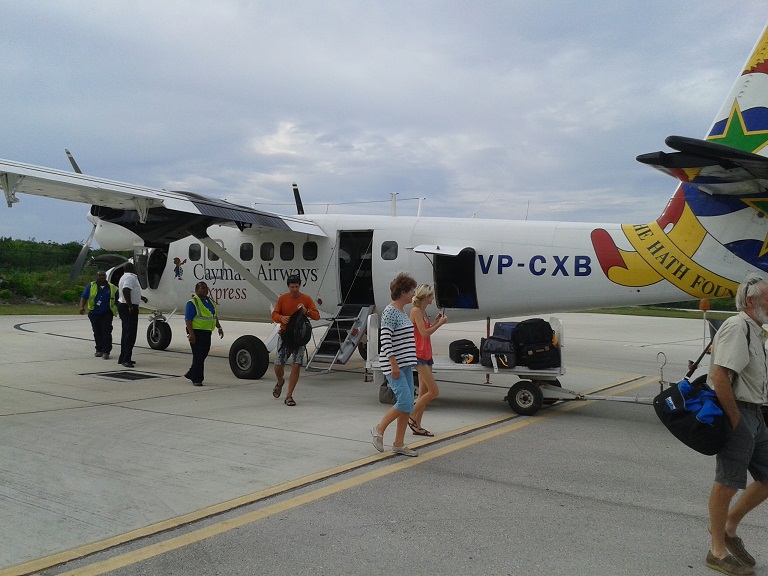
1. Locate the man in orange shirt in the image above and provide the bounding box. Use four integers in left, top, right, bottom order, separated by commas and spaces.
271, 274, 320, 406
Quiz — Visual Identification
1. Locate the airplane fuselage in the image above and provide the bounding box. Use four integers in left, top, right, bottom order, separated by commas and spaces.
132, 212, 725, 322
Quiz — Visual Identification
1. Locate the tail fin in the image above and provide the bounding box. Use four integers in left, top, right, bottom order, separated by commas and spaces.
592, 24, 768, 300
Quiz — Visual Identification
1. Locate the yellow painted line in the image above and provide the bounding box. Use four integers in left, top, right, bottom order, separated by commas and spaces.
52, 376, 661, 576
0, 414, 516, 576
2, 374, 659, 576
52, 415, 558, 576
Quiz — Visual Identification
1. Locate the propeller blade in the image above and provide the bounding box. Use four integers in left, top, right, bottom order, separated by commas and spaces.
65, 149, 82, 173
69, 223, 97, 281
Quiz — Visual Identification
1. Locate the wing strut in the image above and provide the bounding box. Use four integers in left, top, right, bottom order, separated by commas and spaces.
1, 172, 22, 207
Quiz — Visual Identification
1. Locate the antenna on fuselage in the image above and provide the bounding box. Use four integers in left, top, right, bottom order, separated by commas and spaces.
292, 182, 305, 215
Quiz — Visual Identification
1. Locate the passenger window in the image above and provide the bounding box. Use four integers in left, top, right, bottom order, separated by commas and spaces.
303, 241, 318, 261
280, 242, 294, 261
261, 242, 274, 261
381, 241, 398, 260
189, 243, 201, 262
240, 242, 253, 262
207, 240, 224, 261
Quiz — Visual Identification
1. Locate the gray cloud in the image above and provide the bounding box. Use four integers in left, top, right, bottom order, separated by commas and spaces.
0, 0, 764, 243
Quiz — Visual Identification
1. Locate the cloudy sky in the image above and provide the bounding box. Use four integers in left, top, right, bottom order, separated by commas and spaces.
0, 1, 765, 245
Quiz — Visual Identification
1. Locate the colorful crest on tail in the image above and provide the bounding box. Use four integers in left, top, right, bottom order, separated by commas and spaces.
591, 26, 768, 299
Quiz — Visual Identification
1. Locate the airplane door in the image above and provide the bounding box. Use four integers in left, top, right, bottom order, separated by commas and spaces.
338, 231, 375, 305
434, 248, 479, 309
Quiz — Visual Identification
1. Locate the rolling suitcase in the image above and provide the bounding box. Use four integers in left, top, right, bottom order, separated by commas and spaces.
480, 337, 516, 368
518, 342, 560, 369
492, 321, 518, 341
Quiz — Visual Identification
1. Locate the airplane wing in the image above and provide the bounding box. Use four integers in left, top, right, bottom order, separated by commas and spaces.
0, 159, 326, 244
636, 135, 768, 196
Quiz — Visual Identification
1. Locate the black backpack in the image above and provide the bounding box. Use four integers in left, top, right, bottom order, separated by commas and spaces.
280, 308, 312, 353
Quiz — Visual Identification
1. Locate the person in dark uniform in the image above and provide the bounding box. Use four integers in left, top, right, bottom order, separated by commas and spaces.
78, 270, 118, 360
184, 281, 223, 386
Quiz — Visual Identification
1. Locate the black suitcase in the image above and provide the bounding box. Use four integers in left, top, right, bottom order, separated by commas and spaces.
480, 337, 516, 368
514, 318, 553, 348
449, 339, 479, 364
492, 321, 518, 341
518, 342, 560, 369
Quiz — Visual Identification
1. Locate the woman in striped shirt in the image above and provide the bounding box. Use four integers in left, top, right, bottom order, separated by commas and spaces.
371, 273, 419, 457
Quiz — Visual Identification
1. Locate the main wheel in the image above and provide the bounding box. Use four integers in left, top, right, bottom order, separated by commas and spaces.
506, 380, 544, 416
147, 321, 172, 350
229, 335, 270, 379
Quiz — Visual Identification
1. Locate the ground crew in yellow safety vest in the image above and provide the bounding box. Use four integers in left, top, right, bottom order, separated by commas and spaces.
184, 281, 224, 386
78, 270, 119, 360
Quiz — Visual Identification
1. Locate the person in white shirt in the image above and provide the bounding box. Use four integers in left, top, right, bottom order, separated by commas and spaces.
117, 263, 144, 367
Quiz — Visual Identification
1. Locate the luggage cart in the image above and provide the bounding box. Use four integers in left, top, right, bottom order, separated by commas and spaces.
365, 313, 657, 416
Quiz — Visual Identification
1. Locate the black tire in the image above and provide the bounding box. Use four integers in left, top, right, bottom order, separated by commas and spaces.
228, 335, 270, 380
506, 380, 543, 416
147, 321, 172, 350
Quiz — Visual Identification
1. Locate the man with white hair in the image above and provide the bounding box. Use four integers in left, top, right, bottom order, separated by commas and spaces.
706, 275, 768, 576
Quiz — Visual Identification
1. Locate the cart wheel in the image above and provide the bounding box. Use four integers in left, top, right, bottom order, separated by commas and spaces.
506, 380, 543, 416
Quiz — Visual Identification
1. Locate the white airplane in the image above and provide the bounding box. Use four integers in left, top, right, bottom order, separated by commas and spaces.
3, 24, 768, 381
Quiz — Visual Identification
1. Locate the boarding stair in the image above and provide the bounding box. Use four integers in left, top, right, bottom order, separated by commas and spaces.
307, 304, 375, 371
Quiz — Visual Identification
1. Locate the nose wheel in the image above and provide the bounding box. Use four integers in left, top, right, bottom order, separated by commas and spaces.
147, 320, 172, 350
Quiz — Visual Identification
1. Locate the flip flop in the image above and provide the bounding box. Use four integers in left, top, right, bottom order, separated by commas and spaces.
272, 381, 284, 398
284, 396, 296, 406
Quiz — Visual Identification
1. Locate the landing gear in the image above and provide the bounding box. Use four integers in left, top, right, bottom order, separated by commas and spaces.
147, 319, 172, 350
229, 335, 270, 379
505, 380, 544, 416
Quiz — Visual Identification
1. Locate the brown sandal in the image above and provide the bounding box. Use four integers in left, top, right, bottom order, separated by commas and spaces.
272, 381, 284, 398
284, 396, 296, 406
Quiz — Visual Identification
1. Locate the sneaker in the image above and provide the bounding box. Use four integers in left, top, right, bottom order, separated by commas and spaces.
193, 382, 203, 387
392, 445, 418, 457
705, 551, 754, 576
371, 427, 384, 452
94, 352, 103, 357
122, 361, 135, 368
102, 353, 110, 360
725, 535, 756, 567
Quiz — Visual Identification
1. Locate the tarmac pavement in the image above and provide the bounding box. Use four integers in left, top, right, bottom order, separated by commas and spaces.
2, 311, 762, 575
